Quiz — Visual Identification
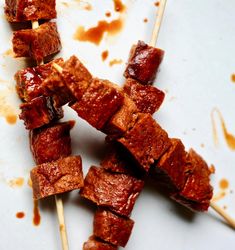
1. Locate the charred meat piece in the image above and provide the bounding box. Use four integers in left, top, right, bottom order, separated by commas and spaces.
62, 55, 93, 101
124, 40, 164, 85
31, 156, 84, 200
118, 114, 171, 172
124, 78, 165, 114
171, 149, 213, 212
94, 209, 134, 247
19, 96, 63, 130
101, 142, 139, 176
71, 78, 124, 130
12, 22, 61, 62
80, 166, 144, 217
153, 138, 189, 192
15, 58, 63, 102
83, 236, 117, 250
30, 120, 75, 165
103, 94, 138, 138
5, 0, 56, 22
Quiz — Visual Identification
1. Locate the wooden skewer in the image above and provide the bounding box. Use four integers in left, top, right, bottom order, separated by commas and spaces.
149, 1, 235, 229
31, 20, 70, 250
149, 0, 167, 47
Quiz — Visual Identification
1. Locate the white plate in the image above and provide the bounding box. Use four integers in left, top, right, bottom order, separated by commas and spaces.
0, 0, 235, 249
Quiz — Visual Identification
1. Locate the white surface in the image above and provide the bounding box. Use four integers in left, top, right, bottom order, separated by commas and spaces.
0, 0, 235, 249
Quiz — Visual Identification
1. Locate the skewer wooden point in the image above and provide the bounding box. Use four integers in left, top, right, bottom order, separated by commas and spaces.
31, 20, 70, 250
210, 202, 235, 229
149, 0, 167, 47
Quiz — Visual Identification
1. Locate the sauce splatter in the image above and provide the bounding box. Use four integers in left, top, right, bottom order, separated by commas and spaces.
109, 59, 123, 66
106, 12, 111, 17
73, 0, 92, 10
219, 178, 229, 190
231, 74, 235, 83
16, 212, 25, 219
8, 177, 24, 188
74, 18, 123, 45
101, 50, 109, 61
212, 191, 226, 202
200, 143, 205, 148
155, 1, 160, 7
0, 90, 18, 125
33, 200, 41, 226
209, 164, 215, 174
211, 108, 235, 150
143, 18, 148, 23
113, 0, 126, 12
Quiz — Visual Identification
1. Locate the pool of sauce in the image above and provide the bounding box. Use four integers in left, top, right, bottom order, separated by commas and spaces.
211, 108, 235, 151
33, 200, 41, 226
74, 18, 123, 45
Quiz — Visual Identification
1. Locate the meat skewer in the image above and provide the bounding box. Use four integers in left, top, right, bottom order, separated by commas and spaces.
30, 19, 69, 250
148, 0, 235, 229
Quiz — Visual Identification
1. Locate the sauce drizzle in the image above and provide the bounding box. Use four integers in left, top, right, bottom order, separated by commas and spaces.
33, 200, 41, 226
74, 18, 123, 45
211, 108, 235, 150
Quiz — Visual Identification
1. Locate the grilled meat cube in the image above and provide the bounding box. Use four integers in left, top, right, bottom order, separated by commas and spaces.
15, 58, 63, 102
153, 138, 190, 192
5, 0, 56, 22
31, 156, 84, 200
80, 166, 144, 217
19, 96, 63, 130
171, 149, 213, 212
12, 22, 61, 62
94, 209, 134, 247
30, 120, 75, 165
83, 236, 117, 250
103, 94, 138, 139
124, 40, 164, 85
118, 114, 171, 172
71, 78, 124, 130
124, 78, 165, 114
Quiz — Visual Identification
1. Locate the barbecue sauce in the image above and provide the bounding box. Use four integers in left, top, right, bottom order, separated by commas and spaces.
33, 200, 41, 226
211, 108, 235, 150
231, 74, 235, 83
109, 59, 123, 66
102, 50, 109, 61
155, 1, 160, 7
220, 179, 229, 190
16, 212, 25, 219
113, 0, 126, 12
74, 18, 123, 45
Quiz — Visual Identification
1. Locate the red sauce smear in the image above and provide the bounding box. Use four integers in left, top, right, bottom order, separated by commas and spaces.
113, 0, 126, 12
211, 108, 235, 150
16, 212, 25, 219
33, 200, 41, 226
74, 18, 123, 45
102, 50, 109, 61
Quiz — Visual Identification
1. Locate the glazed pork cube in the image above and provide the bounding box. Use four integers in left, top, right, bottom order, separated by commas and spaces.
83, 236, 117, 250
124, 40, 164, 85
172, 149, 213, 212
124, 78, 165, 114
31, 156, 84, 200
15, 58, 63, 102
80, 166, 144, 217
19, 96, 63, 130
71, 78, 124, 130
5, 0, 56, 22
94, 209, 134, 247
103, 94, 138, 138
118, 114, 171, 172
12, 22, 61, 62
30, 120, 75, 164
